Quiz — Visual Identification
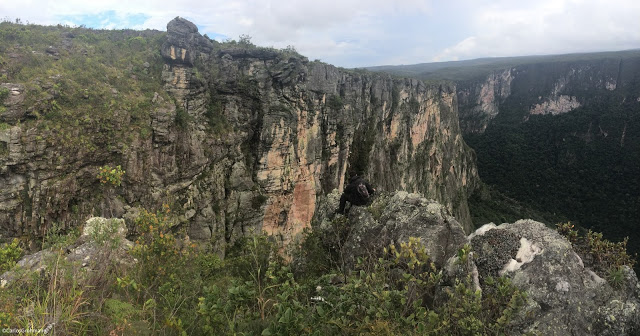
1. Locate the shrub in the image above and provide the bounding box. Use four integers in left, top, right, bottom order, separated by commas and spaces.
123, 205, 204, 334
556, 222, 636, 282
42, 222, 81, 249
0, 87, 9, 102
198, 234, 285, 335
96, 165, 125, 187
328, 94, 344, 111
291, 228, 334, 280
174, 107, 191, 129
87, 217, 124, 249
0, 239, 23, 273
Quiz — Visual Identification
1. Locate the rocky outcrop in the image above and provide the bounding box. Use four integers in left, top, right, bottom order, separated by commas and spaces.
0, 18, 479, 254
0, 83, 26, 122
311, 191, 640, 334
313, 190, 468, 268
457, 68, 514, 133
470, 220, 640, 335
529, 94, 581, 115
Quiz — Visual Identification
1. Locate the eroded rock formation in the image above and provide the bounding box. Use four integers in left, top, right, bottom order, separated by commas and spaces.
0, 17, 478, 252
312, 190, 468, 269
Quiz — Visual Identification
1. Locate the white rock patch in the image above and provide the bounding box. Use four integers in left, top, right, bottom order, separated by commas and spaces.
500, 237, 542, 275
468, 223, 496, 240
555, 280, 570, 292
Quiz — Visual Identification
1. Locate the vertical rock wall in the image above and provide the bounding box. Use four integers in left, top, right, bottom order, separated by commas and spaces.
457, 57, 640, 134
0, 18, 479, 251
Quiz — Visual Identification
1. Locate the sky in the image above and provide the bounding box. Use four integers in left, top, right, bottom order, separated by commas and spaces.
2, 0, 640, 68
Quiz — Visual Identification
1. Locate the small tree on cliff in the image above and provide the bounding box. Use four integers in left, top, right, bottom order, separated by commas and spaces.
96, 165, 125, 217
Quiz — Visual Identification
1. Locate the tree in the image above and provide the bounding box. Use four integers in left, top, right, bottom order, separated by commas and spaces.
96, 165, 125, 217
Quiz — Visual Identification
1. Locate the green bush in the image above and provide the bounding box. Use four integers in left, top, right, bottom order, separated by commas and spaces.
556, 222, 636, 283
174, 107, 191, 129
0, 87, 9, 102
42, 222, 81, 249
121, 205, 208, 335
0, 238, 23, 273
1, 209, 533, 335
97, 165, 125, 187
198, 234, 285, 335
88, 218, 124, 249
328, 94, 344, 111
265, 236, 526, 336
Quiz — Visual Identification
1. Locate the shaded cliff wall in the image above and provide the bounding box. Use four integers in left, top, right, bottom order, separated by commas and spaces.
0, 18, 479, 251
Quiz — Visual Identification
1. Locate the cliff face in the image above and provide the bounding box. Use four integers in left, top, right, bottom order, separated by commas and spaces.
457, 55, 640, 133
456, 55, 640, 265
0, 18, 478, 250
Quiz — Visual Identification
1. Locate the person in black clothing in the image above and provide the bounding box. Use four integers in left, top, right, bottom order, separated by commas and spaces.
337, 174, 375, 214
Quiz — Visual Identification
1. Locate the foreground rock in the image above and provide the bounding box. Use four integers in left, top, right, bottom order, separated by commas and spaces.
0, 217, 135, 288
312, 191, 640, 335
312, 190, 468, 269
471, 220, 640, 335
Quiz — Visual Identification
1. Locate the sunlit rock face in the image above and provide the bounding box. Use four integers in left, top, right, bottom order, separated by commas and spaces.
0, 17, 478, 252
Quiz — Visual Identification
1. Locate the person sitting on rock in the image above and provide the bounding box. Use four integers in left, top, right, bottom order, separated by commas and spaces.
337, 174, 375, 214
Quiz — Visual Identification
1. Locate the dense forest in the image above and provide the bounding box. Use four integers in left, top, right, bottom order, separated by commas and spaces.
466, 96, 640, 259
368, 51, 640, 266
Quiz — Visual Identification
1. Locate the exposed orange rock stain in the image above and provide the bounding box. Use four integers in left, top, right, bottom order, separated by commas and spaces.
258, 103, 322, 246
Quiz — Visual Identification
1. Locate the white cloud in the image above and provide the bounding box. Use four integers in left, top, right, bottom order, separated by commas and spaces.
1, 0, 639, 67
434, 0, 640, 62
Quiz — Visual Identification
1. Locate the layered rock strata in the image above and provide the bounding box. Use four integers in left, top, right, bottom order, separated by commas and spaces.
0, 17, 478, 251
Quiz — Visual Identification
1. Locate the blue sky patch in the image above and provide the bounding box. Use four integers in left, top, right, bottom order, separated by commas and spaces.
196, 24, 228, 41
205, 32, 229, 42
58, 10, 149, 29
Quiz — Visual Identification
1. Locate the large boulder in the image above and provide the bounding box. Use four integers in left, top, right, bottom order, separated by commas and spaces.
161, 16, 213, 66
471, 220, 640, 335
313, 190, 468, 269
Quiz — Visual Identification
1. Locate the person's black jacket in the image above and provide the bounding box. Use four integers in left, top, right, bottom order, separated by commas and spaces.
337, 176, 375, 214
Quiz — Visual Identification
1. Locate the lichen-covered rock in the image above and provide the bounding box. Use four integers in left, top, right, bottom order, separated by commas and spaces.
313, 190, 468, 269
82, 217, 127, 238
470, 227, 520, 282
470, 219, 640, 335
0, 83, 26, 122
